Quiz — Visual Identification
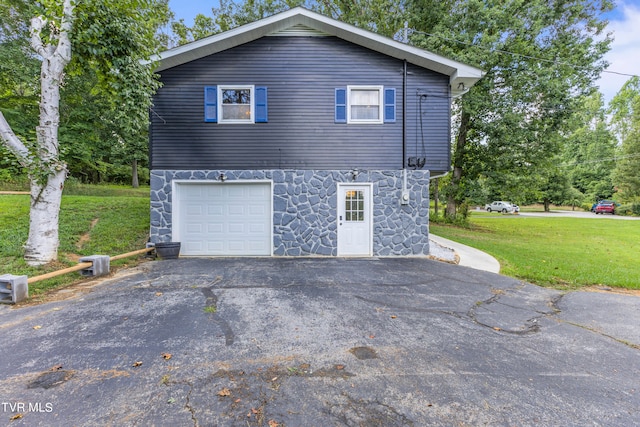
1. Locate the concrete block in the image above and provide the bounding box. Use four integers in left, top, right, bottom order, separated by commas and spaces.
79, 255, 110, 277
0, 274, 28, 304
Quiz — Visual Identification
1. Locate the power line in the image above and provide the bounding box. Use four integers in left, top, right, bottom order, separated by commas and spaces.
560, 152, 640, 167
410, 30, 639, 79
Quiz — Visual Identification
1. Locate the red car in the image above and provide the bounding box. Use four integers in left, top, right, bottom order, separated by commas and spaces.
594, 201, 615, 215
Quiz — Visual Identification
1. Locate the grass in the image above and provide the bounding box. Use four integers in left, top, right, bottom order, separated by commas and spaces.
0, 185, 150, 297
430, 212, 640, 290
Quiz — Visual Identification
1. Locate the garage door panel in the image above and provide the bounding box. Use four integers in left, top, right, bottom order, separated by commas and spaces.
228, 204, 245, 216
176, 182, 271, 256
186, 223, 203, 234
208, 205, 223, 215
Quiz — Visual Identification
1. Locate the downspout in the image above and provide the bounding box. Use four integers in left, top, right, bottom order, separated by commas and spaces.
401, 59, 410, 205
402, 59, 407, 170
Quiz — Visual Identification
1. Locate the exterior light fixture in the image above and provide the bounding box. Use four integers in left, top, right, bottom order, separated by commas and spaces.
351, 169, 359, 181
219, 173, 226, 182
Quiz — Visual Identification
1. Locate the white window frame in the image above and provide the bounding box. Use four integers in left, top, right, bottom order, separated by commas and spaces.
218, 85, 255, 124
347, 85, 384, 124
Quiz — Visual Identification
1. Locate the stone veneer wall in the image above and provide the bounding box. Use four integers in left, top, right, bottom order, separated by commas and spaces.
150, 169, 431, 256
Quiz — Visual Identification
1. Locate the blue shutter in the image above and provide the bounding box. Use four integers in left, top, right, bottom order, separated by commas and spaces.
255, 86, 268, 123
384, 88, 396, 123
204, 86, 217, 122
335, 88, 347, 123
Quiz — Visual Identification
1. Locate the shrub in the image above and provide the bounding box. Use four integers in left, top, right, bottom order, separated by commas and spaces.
615, 203, 640, 217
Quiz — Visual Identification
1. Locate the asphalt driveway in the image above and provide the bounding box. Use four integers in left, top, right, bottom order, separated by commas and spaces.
1, 258, 638, 426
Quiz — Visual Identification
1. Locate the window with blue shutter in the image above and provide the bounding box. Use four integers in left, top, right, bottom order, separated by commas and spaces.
384, 88, 396, 123
335, 88, 347, 123
255, 86, 268, 123
204, 86, 217, 122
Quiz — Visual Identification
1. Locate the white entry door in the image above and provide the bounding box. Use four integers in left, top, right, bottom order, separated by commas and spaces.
337, 184, 373, 256
174, 182, 272, 256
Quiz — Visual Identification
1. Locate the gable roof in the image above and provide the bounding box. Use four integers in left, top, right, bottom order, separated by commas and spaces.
151, 7, 483, 97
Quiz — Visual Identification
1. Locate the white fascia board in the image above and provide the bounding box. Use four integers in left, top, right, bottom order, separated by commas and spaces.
150, 7, 484, 91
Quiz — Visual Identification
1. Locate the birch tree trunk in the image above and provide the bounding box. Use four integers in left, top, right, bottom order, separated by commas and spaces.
0, 0, 74, 266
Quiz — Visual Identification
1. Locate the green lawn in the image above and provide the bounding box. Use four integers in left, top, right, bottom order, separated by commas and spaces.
0, 188, 150, 296
430, 213, 640, 289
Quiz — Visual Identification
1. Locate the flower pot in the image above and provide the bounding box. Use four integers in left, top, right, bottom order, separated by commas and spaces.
155, 242, 181, 259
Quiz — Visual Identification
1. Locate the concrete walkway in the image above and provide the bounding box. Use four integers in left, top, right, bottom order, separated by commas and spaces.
430, 234, 501, 274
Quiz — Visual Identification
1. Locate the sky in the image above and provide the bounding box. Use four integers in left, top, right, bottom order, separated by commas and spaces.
168, 0, 640, 105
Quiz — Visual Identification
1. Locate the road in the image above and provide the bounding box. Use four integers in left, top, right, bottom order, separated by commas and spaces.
517, 210, 639, 220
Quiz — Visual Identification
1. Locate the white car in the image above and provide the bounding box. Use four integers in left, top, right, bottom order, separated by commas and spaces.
486, 201, 514, 213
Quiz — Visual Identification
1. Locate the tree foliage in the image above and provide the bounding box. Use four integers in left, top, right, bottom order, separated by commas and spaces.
561, 92, 616, 202
610, 77, 640, 201
0, 0, 169, 264
405, 0, 613, 216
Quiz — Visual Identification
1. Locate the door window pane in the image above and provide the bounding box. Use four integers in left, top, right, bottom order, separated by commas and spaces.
345, 190, 365, 222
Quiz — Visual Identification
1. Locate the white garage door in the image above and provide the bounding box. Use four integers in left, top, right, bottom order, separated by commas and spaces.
175, 182, 272, 256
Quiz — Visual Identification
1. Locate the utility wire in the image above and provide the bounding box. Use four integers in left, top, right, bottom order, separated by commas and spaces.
560, 152, 640, 167
410, 29, 639, 79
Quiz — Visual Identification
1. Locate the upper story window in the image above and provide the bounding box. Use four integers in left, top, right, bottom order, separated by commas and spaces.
204, 85, 268, 124
348, 86, 383, 123
335, 86, 395, 124
220, 85, 254, 123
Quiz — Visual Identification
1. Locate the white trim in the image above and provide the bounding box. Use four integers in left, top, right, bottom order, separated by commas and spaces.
346, 85, 384, 124
172, 179, 273, 256
218, 85, 255, 124
336, 183, 373, 256
148, 7, 484, 95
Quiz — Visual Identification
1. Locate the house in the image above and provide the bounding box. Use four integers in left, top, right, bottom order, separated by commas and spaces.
148, 7, 483, 257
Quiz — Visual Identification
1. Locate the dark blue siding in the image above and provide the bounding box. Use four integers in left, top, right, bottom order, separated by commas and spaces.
150, 36, 451, 172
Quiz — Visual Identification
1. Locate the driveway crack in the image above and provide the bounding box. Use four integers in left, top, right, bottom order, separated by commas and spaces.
201, 286, 234, 346
183, 380, 198, 427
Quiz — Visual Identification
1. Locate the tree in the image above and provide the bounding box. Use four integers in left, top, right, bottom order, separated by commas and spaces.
0, 0, 74, 265
167, 0, 312, 47
405, 0, 613, 219
562, 92, 616, 202
609, 77, 640, 201
0, 0, 169, 265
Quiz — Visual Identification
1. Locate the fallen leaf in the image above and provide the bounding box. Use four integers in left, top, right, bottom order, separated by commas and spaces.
161, 352, 172, 360
335, 364, 345, 370
390, 315, 397, 319
234, 398, 241, 403
50, 364, 63, 371
132, 361, 143, 367
155, 292, 163, 297
217, 387, 231, 397
268, 420, 280, 427
271, 376, 278, 382
493, 327, 501, 331
252, 408, 259, 414
33, 325, 42, 330
167, 397, 175, 404
10, 413, 23, 420
369, 334, 375, 339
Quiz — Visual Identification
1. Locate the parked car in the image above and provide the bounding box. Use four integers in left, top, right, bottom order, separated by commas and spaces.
486, 201, 515, 213
594, 200, 615, 215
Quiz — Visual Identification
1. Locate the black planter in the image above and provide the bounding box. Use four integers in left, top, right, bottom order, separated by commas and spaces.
155, 242, 181, 259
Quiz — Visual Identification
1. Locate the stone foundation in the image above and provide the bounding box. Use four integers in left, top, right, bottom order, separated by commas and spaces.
150, 169, 430, 256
